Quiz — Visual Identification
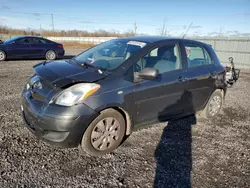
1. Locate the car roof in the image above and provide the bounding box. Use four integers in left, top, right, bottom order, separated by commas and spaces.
120, 36, 208, 46
10, 36, 47, 40
7, 36, 24, 41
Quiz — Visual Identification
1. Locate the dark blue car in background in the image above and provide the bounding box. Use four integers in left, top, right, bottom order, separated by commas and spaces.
0, 36, 65, 61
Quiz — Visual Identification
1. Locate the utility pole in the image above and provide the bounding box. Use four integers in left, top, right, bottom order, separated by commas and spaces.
134, 22, 137, 36
51, 14, 55, 36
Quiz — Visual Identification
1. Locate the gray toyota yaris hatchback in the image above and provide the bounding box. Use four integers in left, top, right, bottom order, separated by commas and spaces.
21, 36, 229, 156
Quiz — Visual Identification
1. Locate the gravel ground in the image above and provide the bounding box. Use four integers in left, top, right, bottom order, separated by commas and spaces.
0, 49, 250, 187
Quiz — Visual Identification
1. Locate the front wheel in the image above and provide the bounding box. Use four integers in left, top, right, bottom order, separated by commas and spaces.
0, 50, 6, 61
199, 90, 224, 119
45, 50, 57, 60
81, 109, 126, 156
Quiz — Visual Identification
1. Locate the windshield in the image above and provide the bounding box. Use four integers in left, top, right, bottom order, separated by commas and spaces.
73, 39, 148, 70
3, 37, 21, 44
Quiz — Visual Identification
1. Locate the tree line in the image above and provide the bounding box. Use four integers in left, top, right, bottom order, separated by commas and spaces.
0, 26, 136, 37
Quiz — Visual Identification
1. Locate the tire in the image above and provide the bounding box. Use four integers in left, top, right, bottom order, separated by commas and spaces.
0, 50, 6, 61
45, 50, 57, 60
198, 89, 224, 119
81, 109, 126, 156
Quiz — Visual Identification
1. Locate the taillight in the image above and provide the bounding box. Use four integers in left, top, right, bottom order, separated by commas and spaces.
58, 44, 63, 48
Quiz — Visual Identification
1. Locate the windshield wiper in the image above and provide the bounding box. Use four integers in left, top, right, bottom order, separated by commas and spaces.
66, 58, 76, 64
79, 62, 103, 74
68, 59, 106, 74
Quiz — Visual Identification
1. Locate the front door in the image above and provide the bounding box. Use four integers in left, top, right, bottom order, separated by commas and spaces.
29, 37, 47, 58
133, 42, 189, 125
7, 37, 32, 58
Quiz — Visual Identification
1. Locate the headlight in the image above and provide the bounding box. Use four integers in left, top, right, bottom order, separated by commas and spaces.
26, 83, 30, 90
52, 83, 100, 106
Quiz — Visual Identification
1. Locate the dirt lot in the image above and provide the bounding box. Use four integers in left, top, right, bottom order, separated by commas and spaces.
0, 49, 250, 187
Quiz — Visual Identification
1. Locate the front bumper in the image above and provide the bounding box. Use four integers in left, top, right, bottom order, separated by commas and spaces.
21, 91, 98, 148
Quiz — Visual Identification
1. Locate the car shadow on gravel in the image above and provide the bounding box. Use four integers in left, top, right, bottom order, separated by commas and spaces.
154, 91, 196, 188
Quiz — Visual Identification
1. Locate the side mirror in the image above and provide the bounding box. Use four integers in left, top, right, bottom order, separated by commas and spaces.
135, 68, 159, 81
11, 41, 16, 45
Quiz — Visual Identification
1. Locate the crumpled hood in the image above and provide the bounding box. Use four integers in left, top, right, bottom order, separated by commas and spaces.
33, 60, 108, 88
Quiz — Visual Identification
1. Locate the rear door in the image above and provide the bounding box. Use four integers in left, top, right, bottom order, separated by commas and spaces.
133, 41, 190, 124
182, 42, 216, 111
29, 37, 46, 57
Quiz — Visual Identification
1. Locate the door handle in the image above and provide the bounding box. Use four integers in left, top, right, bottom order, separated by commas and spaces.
177, 76, 188, 83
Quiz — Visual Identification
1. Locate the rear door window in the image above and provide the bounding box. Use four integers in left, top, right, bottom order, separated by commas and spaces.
39, 38, 49, 44
30, 38, 48, 44
184, 43, 212, 68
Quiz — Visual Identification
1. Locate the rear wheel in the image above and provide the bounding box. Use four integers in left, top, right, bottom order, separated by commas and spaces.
45, 50, 56, 60
81, 109, 126, 156
0, 50, 6, 61
198, 89, 224, 119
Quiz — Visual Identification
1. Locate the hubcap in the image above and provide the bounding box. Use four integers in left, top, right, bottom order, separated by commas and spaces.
208, 95, 221, 116
47, 51, 55, 60
91, 117, 121, 151
0, 52, 5, 60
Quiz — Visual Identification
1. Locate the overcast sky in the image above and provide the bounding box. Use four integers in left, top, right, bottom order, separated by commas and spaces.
0, 0, 249, 36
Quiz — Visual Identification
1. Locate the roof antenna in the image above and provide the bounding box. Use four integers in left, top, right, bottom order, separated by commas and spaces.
182, 22, 193, 38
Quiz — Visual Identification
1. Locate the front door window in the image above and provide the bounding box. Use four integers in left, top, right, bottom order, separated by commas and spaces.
135, 43, 182, 74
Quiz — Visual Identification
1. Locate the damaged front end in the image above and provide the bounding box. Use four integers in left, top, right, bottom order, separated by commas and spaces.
225, 57, 240, 88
